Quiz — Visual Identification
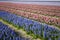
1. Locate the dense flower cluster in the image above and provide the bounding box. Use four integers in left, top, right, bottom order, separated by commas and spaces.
0, 22, 29, 40
0, 11, 60, 40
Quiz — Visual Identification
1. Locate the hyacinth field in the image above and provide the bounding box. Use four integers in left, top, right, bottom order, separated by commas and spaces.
0, 22, 29, 40
0, 2, 60, 40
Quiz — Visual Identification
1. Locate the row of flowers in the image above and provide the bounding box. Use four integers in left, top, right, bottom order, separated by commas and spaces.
0, 11, 60, 40
0, 6, 60, 28
0, 3, 60, 17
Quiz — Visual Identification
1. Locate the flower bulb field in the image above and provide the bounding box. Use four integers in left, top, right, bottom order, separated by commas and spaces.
0, 2, 60, 40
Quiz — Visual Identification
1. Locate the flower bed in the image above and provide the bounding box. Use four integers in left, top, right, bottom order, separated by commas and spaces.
0, 11, 60, 40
